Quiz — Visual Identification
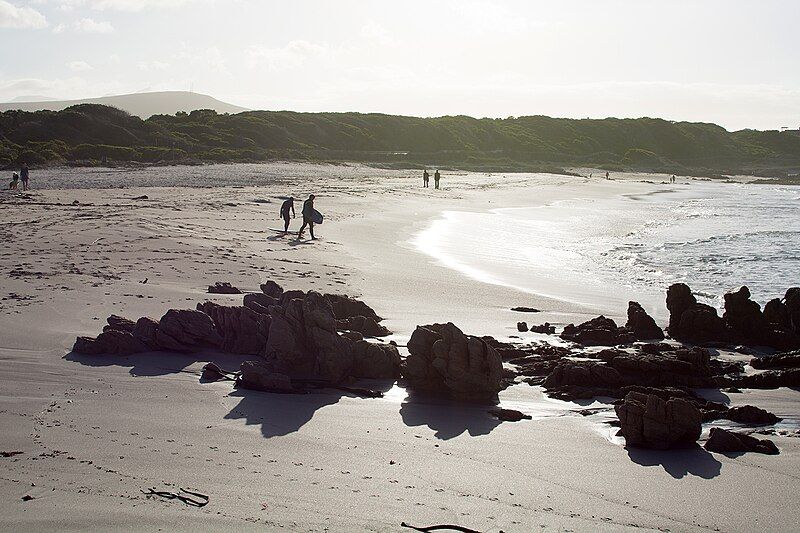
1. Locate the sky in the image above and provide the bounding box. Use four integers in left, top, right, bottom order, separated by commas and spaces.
0, 0, 798, 131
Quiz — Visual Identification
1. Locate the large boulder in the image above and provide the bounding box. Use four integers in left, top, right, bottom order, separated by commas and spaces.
324, 293, 383, 322
351, 340, 401, 379
671, 302, 730, 344
723, 286, 770, 343
197, 301, 270, 355
625, 301, 664, 341
560, 316, 635, 346
666, 283, 697, 333
750, 350, 800, 370
404, 322, 503, 400
615, 391, 702, 449
263, 291, 353, 383
154, 309, 222, 352
704, 427, 779, 455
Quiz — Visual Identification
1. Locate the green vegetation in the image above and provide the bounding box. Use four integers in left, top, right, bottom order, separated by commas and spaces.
2, 104, 800, 176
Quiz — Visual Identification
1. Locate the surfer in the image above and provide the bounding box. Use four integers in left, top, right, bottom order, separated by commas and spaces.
297, 194, 316, 240
280, 196, 295, 232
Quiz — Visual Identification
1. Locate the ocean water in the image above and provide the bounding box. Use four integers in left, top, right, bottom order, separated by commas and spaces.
414, 181, 800, 320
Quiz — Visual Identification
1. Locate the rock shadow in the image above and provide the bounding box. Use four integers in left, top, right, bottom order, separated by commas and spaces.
224, 387, 343, 438
64, 349, 252, 378
626, 445, 722, 479
399, 391, 502, 440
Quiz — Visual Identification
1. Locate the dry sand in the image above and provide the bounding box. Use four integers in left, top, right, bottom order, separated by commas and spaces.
0, 164, 798, 532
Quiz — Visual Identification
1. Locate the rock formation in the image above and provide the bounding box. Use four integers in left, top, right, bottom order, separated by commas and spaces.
560, 316, 635, 346
197, 301, 270, 355
625, 301, 664, 340
615, 391, 702, 449
404, 322, 503, 400
207, 281, 242, 294
704, 427, 779, 455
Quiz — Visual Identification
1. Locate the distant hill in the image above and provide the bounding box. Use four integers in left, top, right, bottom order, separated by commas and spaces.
1, 103, 799, 176
0, 91, 247, 118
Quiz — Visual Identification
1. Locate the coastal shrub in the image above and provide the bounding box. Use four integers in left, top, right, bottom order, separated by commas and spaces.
70, 144, 138, 161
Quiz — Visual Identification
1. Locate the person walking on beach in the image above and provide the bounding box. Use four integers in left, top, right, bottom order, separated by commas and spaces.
9, 173, 19, 190
434, 169, 441, 189
20, 162, 29, 191
423, 169, 430, 188
605, 171, 610, 180
671, 175, 676, 184
297, 194, 316, 240
280, 196, 295, 233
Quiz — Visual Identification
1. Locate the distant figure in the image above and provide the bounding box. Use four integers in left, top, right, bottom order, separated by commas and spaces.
297, 194, 316, 240
671, 175, 676, 184
590, 173, 593, 178
9, 173, 19, 190
434, 169, 441, 189
280, 196, 295, 233
605, 171, 610, 180
423, 169, 430, 188
20, 162, 29, 191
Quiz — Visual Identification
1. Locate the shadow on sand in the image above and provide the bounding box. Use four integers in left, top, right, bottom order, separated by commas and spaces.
626, 445, 722, 479
64, 349, 253, 378
399, 391, 502, 440
224, 379, 396, 438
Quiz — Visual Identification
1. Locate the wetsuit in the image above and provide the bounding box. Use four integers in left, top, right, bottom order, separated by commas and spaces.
280, 199, 295, 231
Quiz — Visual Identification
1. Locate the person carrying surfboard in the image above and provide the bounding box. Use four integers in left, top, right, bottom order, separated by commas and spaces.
280, 196, 295, 233
297, 194, 317, 240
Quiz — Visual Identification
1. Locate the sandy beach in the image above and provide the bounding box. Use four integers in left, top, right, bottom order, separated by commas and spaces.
1, 163, 798, 532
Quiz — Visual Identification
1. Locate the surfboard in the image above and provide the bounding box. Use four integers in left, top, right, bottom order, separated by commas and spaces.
311, 209, 324, 224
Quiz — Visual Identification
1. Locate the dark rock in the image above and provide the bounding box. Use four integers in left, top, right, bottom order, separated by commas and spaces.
543, 361, 623, 388
340, 330, 364, 342
238, 361, 294, 393
672, 302, 730, 344
764, 297, 789, 330
751, 350, 800, 370
279, 290, 306, 306
324, 294, 382, 322
208, 281, 242, 294
155, 309, 222, 352
638, 342, 675, 354
615, 391, 702, 449
72, 329, 149, 355
489, 408, 532, 422
263, 291, 353, 383
336, 315, 390, 337
560, 316, 635, 346
511, 307, 540, 313
103, 314, 136, 333
529, 323, 556, 334
351, 340, 401, 379
201, 362, 229, 381
131, 317, 159, 349
722, 369, 800, 389
260, 280, 283, 299
723, 405, 781, 425
197, 301, 270, 355
404, 322, 503, 400
625, 301, 664, 340
704, 427, 779, 455
243, 293, 279, 315
666, 283, 697, 333
516, 322, 528, 332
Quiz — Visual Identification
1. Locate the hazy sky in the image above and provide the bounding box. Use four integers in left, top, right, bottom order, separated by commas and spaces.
1, 0, 798, 130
